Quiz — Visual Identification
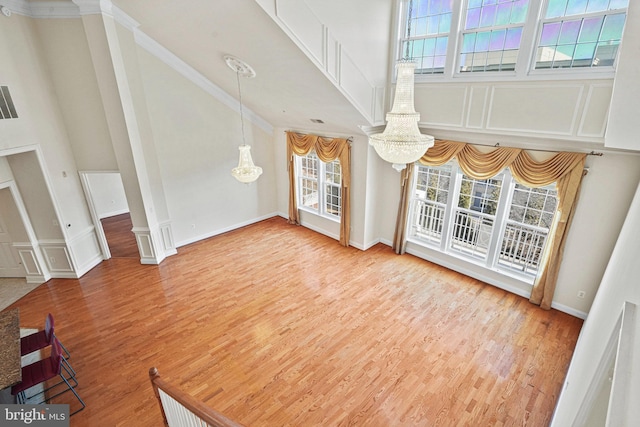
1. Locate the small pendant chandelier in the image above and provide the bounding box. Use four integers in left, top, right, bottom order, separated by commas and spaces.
369, 0, 434, 171
225, 55, 263, 184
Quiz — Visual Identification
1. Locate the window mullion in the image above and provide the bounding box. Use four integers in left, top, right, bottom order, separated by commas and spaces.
517, 0, 544, 76
441, 162, 460, 252
445, 0, 464, 78
316, 159, 327, 216
296, 156, 304, 209
487, 170, 514, 268
407, 164, 420, 240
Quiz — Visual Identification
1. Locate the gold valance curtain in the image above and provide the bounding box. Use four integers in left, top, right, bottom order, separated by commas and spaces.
286, 131, 351, 247
393, 139, 587, 310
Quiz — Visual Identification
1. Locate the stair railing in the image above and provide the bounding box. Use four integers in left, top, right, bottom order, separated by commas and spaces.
149, 367, 244, 427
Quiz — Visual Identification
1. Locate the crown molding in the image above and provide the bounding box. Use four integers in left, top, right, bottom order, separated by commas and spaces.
72, 0, 101, 15
1, 0, 80, 18
134, 30, 273, 134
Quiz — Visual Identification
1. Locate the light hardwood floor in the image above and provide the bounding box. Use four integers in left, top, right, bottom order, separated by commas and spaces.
100, 213, 139, 258
6, 217, 583, 426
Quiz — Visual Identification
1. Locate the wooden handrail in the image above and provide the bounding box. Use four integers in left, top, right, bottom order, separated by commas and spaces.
149, 367, 244, 427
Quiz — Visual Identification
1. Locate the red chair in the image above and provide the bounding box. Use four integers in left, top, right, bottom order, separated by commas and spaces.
20, 313, 76, 396
11, 338, 85, 415
21, 313, 71, 360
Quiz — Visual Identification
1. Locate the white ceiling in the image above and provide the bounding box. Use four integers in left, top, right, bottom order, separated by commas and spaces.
109, 0, 384, 136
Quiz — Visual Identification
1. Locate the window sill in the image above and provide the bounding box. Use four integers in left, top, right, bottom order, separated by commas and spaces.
298, 206, 341, 224
406, 237, 535, 288
412, 68, 615, 84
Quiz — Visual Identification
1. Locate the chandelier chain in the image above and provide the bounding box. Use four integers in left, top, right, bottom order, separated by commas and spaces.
236, 69, 247, 146
405, 0, 413, 59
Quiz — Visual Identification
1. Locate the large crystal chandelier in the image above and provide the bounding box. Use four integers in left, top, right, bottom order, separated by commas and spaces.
369, 0, 434, 171
225, 55, 263, 183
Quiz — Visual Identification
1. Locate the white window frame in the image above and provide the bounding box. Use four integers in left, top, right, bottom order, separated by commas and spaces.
530, 0, 628, 73
295, 152, 342, 222
397, 0, 628, 82
407, 161, 559, 284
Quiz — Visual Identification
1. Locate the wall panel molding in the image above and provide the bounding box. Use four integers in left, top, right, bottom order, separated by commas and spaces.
132, 227, 157, 264
275, 0, 324, 65
466, 86, 489, 129
487, 84, 583, 136
415, 80, 612, 145
13, 242, 48, 283
260, 0, 380, 125
39, 240, 75, 275
68, 225, 103, 277
416, 85, 468, 128
159, 221, 177, 257
578, 83, 613, 138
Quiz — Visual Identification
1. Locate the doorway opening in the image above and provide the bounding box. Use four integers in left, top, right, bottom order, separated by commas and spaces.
79, 171, 138, 260
101, 213, 138, 258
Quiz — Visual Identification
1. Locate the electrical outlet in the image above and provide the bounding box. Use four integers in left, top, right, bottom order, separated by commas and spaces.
577, 291, 586, 299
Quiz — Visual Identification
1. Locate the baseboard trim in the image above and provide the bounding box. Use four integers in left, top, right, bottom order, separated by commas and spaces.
175, 213, 280, 248
551, 301, 588, 320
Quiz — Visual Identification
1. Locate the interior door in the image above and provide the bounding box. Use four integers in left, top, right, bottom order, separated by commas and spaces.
0, 187, 26, 278
0, 214, 25, 277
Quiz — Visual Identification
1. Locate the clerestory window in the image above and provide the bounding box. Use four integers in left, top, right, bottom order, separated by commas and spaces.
399, 0, 629, 78
535, 0, 628, 69
408, 161, 558, 282
403, 0, 453, 74
460, 0, 529, 73
296, 151, 342, 220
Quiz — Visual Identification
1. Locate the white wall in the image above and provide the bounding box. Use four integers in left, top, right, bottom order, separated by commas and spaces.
138, 46, 278, 247
415, 80, 613, 148
6, 152, 62, 241
0, 188, 29, 242
0, 14, 93, 238
305, 0, 392, 87
255, 0, 387, 125
86, 172, 129, 219
553, 153, 640, 313
552, 176, 640, 426
33, 18, 119, 171
0, 13, 103, 278
605, 0, 640, 151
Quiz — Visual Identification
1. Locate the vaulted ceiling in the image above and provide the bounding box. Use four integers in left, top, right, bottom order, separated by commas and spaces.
108, 0, 392, 136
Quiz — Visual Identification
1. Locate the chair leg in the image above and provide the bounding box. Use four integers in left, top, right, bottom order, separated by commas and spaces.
59, 372, 85, 415
21, 364, 85, 415
62, 356, 76, 378
53, 333, 71, 360
24, 362, 78, 401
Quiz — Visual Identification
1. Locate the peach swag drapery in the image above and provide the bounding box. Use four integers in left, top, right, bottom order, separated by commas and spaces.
287, 131, 351, 247
393, 139, 586, 310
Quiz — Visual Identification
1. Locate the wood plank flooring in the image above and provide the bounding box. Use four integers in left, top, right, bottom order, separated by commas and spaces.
5, 217, 583, 426
100, 213, 139, 258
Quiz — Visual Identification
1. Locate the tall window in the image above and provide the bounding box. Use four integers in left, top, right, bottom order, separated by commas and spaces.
535, 0, 628, 69
399, 0, 629, 78
403, 0, 453, 74
460, 0, 529, 72
296, 151, 342, 219
409, 161, 558, 282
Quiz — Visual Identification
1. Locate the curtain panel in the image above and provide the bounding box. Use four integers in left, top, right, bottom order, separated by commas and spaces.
393, 139, 586, 309
286, 132, 351, 247
392, 163, 415, 255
